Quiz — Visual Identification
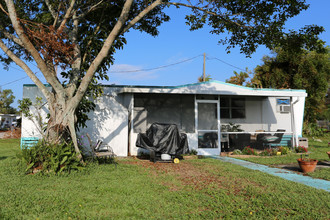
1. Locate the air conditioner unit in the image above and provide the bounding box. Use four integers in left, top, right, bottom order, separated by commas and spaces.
279, 105, 291, 113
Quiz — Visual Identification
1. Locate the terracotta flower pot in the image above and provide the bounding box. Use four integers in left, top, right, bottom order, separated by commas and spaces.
327, 151, 330, 159
297, 158, 318, 173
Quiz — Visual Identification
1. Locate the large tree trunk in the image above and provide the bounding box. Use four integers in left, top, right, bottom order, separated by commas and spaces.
46, 97, 82, 160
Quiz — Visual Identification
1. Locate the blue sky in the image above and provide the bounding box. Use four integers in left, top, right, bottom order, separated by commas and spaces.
1, 0, 329, 108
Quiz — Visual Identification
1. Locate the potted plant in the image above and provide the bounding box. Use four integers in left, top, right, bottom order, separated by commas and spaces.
297, 154, 318, 173
327, 151, 330, 159
221, 123, 247, 149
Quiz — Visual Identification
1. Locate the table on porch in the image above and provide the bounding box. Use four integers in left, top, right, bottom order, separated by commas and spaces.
220, 131, 293, 151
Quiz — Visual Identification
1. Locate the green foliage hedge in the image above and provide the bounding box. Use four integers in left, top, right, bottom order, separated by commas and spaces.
18, 141, 84, 175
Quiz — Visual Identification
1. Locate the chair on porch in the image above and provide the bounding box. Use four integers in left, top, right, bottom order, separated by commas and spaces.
260, 129, 286, 148
86, 133, 115, 160
200, 132, 218, 148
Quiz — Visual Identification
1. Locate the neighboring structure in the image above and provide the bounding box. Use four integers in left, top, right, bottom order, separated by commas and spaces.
0, 114, 20, 129
21, 81, 307, 156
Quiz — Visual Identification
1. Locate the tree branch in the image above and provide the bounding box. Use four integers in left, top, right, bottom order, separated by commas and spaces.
71, 0, 134, 109
5, 0, 65, 97
44, 0, 57, 20
66, 12, 81, 98
1, 30, 24, 47
0, 2, 9, 16
53, 2, 63, 27
121, 0, 163, 34
0, 38, 52, 100
81, 6, 105, 65
75, 0, 104, 20
58, 0, 76, 32
167, 2, 251, 29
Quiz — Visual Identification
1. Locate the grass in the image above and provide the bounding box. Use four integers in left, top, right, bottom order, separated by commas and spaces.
236, 135, 330, 180
0, 139, 330, 219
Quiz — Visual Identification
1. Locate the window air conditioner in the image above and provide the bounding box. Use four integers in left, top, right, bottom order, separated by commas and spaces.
279, 105, 291, 113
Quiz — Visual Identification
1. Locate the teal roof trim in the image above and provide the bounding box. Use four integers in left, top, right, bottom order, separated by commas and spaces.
105, 80, 306, 93
23, 80, 307, 93
23, 84, 52, 87
174, 80, 307, 93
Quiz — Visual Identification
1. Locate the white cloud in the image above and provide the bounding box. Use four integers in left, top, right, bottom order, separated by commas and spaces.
109, 64, 158, 80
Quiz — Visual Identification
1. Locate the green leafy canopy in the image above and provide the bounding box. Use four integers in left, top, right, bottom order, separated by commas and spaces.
0, 0, 325, 132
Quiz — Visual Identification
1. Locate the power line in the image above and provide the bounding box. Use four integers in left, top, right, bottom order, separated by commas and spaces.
0, 62, 40, 87
0, 53, 247, 86
0, 75, 30, 87
206, 56, 246, 72
109, 54, 203, 73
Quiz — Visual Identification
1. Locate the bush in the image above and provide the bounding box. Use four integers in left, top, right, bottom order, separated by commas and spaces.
278, 146, 290, 155
232, 149, 242, 155
190, 149, 198, 155
259, 148, 273, 156
242, 146, 258, 155
303, 122, 326, 137
18, 141, 84, 175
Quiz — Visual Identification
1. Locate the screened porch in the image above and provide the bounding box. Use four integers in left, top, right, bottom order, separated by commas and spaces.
132, 93, 296, 154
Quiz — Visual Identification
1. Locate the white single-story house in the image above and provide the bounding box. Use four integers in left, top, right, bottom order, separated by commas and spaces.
21, 80, 307, 156
0, 114, 20, 129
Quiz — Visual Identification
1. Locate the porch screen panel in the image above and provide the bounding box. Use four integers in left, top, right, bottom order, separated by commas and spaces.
198, 103, 218, 130
133, 107, 147, 133
133, 94, 195, 133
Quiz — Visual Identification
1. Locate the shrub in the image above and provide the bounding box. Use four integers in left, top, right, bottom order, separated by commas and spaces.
232, 149, 242, 155
190, 149, 198, 155
294, 146, 308, 153
259, 148, 277, 156
303, 122, 325, 137
278, 146, 290, 155
242, 146, 257, 155
19, 141, 84, 175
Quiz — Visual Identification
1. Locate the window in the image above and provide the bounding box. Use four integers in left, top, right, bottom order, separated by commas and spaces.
276, 98, 290, 113
220, 97, 245, 119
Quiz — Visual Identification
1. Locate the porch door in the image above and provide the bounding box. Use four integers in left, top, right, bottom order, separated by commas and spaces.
197, 101, 220, 155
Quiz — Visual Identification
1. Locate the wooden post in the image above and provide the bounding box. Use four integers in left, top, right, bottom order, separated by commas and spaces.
203, 52, 206, 82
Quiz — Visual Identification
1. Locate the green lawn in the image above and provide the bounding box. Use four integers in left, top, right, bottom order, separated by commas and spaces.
0, 139, 329, 219
234, 136, 330, 180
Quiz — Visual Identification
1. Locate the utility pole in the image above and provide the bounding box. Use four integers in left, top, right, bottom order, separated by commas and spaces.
203, 52, 206, 82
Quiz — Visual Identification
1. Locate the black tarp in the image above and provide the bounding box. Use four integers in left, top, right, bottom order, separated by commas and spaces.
136, 123, 189, 155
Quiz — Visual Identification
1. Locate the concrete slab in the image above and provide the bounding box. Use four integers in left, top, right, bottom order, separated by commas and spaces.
209, 156, 330, 192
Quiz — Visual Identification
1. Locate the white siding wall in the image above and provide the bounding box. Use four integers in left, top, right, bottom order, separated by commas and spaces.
262, 97, 292, 133
78, 89, 129, 157
21, 86, 49, 139
292, 96, 305, 136
22, 86, 129, 156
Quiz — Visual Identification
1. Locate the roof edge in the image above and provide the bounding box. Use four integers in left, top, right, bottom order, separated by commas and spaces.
23, 80, 307, 93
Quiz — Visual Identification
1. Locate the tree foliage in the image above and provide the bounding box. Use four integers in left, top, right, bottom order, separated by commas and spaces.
198, 74, 212, 82
252, 45, 330, 124
0, 0, 324, 156
226, 70, 250, 86
0, 88, 16, 114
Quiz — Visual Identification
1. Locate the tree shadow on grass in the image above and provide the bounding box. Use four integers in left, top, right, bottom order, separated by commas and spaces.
0, 156, 8, 161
